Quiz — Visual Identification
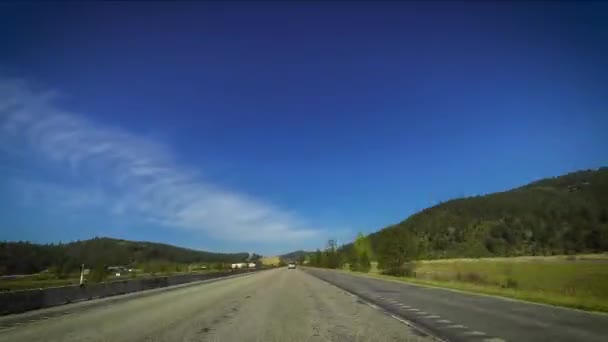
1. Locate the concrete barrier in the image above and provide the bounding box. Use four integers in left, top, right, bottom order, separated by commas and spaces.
0, 269, 257, 315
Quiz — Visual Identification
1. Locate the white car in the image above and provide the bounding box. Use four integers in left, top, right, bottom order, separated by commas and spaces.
287, 263, 296, 269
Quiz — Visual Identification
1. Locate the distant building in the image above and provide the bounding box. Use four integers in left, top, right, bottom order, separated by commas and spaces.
106, 266, 128, 276
231, 263, 247, 269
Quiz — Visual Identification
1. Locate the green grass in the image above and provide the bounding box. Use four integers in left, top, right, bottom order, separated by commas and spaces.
346, 254, 608, 313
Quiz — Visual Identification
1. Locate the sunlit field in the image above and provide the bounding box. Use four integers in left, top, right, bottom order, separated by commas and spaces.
357, 254, 608, 312
260, 256, 281, 266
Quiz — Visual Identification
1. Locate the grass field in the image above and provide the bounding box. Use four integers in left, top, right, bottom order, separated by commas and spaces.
260, 256, 281, 266
0, 268, 216, 292
352, 254, 608, 312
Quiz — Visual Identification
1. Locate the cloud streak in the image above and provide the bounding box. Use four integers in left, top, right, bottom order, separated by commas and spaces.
0, 77, 320, 243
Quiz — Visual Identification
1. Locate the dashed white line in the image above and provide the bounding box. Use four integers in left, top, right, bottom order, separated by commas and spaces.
415, 311, 428, 315
406, 308, 419, 311
389, 314, 449, 342
437, 319, 451, 323
482, 338, 506, 342
447, 324, 467, 329
464, 331, 487, 336
367, 303, 379, 310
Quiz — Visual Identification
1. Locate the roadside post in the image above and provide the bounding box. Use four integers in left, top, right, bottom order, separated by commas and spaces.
79, 264, 85, 288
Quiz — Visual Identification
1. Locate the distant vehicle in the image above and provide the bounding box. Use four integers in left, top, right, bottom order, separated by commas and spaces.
287, 263, 296, 269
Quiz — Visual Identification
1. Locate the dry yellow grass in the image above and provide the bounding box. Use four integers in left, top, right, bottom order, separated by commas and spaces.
359, 254, 608, 312
260, 256, 281, 266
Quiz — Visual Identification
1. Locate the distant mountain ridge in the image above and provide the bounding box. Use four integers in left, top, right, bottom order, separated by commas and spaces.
367, 167, 608, 260
292, 167, 608, 265
280, 250, 311, 262
0, 237, 250, 275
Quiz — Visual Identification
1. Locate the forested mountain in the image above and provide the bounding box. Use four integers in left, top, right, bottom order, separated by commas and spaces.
306, 168, 608, 273
280, 250, 310, 262
0, 237, 249, 275
369, 167, 608, 262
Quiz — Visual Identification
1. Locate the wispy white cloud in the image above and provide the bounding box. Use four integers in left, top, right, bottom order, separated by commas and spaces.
0, 77, 321, 243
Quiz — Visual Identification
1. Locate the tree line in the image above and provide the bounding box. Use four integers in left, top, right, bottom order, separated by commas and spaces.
0, 237, 250, 276
306, 168, 608, 275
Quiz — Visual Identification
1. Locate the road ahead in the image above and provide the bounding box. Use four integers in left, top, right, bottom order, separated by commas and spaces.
305, 268, 608, 342
0, 269, 429, 342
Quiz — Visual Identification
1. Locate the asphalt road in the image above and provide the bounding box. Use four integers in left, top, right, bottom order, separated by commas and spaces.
304, 267, 608, 342
0, 268, 429, 342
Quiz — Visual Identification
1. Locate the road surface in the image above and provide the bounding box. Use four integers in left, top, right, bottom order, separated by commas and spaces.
304, 267, 608, 342
0, 268, 429, 342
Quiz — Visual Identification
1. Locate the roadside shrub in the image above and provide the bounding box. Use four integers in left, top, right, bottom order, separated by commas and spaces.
358, 251, 371, 273
89, 264, 107, 283
402, 262, 417, 277
504, 277, 518, 289
457, 272, 486, 284
382, 262, 417, 277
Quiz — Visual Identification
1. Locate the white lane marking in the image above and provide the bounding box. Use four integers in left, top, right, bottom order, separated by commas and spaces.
305, 271, 448, 342
391, 314, 409, 323
447, 324, 467, 329
425, 315, 441, 319
464, 331, 487, 336
406, 308, 419, 311
389, 314, 449, 342
483, 338, 506, 342
437, 319, 451, 323
415, 311, 428, 315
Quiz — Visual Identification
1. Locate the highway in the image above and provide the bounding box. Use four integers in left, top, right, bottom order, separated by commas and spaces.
0, 268, 429, 342
305, 268, 608, 342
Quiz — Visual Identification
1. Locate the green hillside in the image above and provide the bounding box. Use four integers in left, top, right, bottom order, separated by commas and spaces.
0, 237, 249, 276
306, 168, 608, 273
368, 167, 608, 270
280, 250, 310, 262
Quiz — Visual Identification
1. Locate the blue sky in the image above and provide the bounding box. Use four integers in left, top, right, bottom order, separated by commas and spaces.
1, 2, 607, 255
